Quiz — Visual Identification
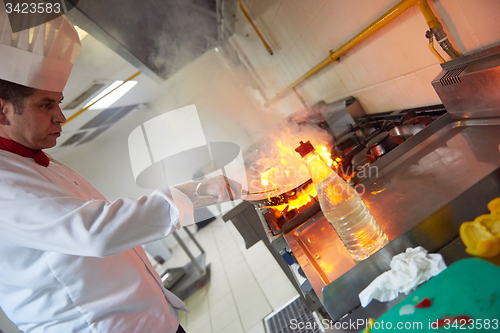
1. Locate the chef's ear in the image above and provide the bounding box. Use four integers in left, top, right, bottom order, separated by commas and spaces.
0, 98, 11, 125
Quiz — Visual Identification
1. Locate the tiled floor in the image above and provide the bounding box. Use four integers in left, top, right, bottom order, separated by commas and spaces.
163, 217, 299, 333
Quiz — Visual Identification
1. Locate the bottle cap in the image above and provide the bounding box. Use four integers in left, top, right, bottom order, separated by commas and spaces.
295, 141, 314, 157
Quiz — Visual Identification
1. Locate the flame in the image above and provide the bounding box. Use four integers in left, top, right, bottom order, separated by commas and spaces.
371, 188, 386, 195
260, 167, 279, 186
288, 185, 317, 210
272, 185, 318, 213
316, 145, 333, 167
259, 142, 334, 211
277, 140, 294, 157
344, 171, 356, 183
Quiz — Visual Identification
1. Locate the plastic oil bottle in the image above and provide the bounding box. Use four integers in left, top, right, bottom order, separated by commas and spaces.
295, 141, 388, 261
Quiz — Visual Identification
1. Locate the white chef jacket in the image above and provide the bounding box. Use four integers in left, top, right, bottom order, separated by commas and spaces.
0, 150, 195, 333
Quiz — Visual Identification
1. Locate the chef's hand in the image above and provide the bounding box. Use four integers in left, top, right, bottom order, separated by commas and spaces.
174, 175, 242, 208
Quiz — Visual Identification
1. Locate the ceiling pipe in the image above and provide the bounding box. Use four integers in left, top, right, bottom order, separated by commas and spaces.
267, 0, 461, 104
417, 0, 461, 59
63, 71, 141, 126
426, 30, 445, 63
238, 0, 273, 55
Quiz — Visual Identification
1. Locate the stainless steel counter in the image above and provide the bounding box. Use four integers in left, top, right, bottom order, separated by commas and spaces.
284, 117, 500, 321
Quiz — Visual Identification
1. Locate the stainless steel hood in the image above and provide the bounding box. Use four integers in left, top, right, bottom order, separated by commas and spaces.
66, 0, 237, 81
432, 42, 500, 119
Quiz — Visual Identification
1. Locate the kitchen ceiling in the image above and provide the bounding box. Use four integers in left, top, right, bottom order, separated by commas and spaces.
66, 0, 237, 81
53, 0, 239, 151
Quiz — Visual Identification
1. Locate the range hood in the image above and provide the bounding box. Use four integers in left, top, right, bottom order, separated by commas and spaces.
66, 0, 238, 81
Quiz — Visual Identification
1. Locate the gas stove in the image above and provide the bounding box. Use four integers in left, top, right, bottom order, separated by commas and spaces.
251, 102, 448, 238
328, 104, 447, 181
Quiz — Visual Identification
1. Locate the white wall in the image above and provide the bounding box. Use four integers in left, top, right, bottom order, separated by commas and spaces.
230, 0, 500, 114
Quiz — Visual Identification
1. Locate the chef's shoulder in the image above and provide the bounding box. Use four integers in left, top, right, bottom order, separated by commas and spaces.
0, 151, 68, 198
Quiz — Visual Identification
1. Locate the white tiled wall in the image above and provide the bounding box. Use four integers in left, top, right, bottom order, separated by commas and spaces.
232, 0, 500, 114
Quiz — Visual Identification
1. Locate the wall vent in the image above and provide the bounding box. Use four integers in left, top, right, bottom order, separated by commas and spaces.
63, 83, 106, 110
439, 66, 467, 86
59, 105, 137, 147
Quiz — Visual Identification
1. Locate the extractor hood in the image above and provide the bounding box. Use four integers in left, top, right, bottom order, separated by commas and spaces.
66, 0, 238, 81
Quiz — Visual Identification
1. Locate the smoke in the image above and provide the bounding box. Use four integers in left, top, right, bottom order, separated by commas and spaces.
149, 1, 218, 79
145, 1, 336, 195
147, 44, 286, 150
244, 114, 334, 193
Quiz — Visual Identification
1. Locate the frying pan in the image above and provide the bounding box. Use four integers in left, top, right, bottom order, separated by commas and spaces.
243, 179, 314, 206
388, 115, 433, 140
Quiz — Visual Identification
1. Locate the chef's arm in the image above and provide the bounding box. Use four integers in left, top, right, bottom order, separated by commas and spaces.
0, 172, 241, 257
173, 175, 242, 209
0, 185, 194, 258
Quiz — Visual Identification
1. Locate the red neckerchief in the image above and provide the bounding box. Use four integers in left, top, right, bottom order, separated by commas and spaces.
0, 137, 50, 167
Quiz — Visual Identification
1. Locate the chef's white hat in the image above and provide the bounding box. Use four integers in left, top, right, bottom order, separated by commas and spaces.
0, 8, 81, 92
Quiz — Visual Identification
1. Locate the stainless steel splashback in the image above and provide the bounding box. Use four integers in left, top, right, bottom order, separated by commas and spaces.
432, 43, 500, 119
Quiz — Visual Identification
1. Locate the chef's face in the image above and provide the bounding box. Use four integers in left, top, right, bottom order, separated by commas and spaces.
0, 89, 65, 150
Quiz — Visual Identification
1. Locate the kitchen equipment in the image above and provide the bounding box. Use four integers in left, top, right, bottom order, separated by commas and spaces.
243, 179, 312, 204
389, 123, 425, 140
244, 171, 315, 206
225, 42, 500, 327
371, 258, 500, 332
432, 42, 500, 119
365, 132, 403, 163
162, 229, 211, 300
225, 102, 448, 311
242, 189, 274, 195
246, 179, 322, 237
329, 105, 446, 179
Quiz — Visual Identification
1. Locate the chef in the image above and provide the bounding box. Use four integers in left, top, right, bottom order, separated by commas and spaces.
0, 11, 241, 333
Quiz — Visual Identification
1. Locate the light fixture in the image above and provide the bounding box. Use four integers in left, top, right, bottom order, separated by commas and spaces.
84, 80, 138, 110
74, 25, 88, 40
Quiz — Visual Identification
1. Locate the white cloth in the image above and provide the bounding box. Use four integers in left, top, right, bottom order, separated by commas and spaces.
0, 150, 195, 333
359, 247, 447, 308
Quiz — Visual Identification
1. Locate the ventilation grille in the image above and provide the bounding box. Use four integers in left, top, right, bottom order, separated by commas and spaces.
264, 296, 323, 333
63, 83, 106, 110
60, 104, 137, 147
440, 65, 467, 86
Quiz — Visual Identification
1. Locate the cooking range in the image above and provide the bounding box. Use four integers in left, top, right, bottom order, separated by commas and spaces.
332, 104, 446, 178
224, 42, 500, 328
252, 103, 447, 239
